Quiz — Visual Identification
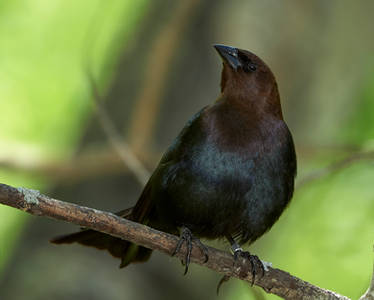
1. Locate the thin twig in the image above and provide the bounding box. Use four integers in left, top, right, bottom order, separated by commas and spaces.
297, 150, 374, 188
0, 183, 351, 300
86, 70, 150, 186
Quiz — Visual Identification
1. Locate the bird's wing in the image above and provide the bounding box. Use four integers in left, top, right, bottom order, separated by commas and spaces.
125, 106, 208, 222
158, 106, 208, 165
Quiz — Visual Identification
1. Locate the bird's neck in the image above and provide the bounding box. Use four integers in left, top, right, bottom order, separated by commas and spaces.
221, 83, 283, 120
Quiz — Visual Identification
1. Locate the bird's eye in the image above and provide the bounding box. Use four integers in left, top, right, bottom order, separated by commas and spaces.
238, 52, 256, 72
243, 63, 256, 73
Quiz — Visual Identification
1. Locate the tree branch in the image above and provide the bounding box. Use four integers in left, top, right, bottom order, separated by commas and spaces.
0, 183, 352, 300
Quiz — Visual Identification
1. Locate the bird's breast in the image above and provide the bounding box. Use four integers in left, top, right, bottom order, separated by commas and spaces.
156, 111, 296, 242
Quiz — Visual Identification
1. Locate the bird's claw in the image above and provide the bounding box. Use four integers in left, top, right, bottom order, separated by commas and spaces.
172, 226, 209, 275
233, 249, 265, 285
216, 248, 264, 293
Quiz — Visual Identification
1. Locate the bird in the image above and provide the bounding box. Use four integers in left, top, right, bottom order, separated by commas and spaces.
51, 44, 297, 280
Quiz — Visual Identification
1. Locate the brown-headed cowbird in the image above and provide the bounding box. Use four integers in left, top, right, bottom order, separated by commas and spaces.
52, 44, 297, 278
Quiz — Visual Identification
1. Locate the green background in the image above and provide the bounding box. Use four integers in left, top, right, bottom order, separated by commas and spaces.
0, 1, 373, 299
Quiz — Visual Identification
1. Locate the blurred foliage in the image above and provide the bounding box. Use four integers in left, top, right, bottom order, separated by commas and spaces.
0, 0, 147, 153
0, 0, 148, 276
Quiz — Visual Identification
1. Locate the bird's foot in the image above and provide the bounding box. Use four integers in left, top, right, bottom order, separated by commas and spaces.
233, 248, 265, 286
216, 248, 265, 294
172, 226, 209, 275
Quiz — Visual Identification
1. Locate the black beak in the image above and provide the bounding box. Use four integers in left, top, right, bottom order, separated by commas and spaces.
214, 44, 241, 70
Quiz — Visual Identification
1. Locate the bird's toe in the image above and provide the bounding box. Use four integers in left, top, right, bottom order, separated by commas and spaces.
233, 249, 265, 285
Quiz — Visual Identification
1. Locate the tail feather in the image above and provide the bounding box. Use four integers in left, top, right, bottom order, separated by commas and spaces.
51, 230, 127, 257
119, 243, 152, 268
51, 183, 154, 267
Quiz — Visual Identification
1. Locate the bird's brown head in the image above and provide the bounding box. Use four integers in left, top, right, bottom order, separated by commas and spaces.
214, 44, 282, 118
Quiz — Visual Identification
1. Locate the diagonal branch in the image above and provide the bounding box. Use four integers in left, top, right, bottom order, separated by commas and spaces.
86, 70, 151, 186
297, 150, 374, 188
0, 183, 351, 300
